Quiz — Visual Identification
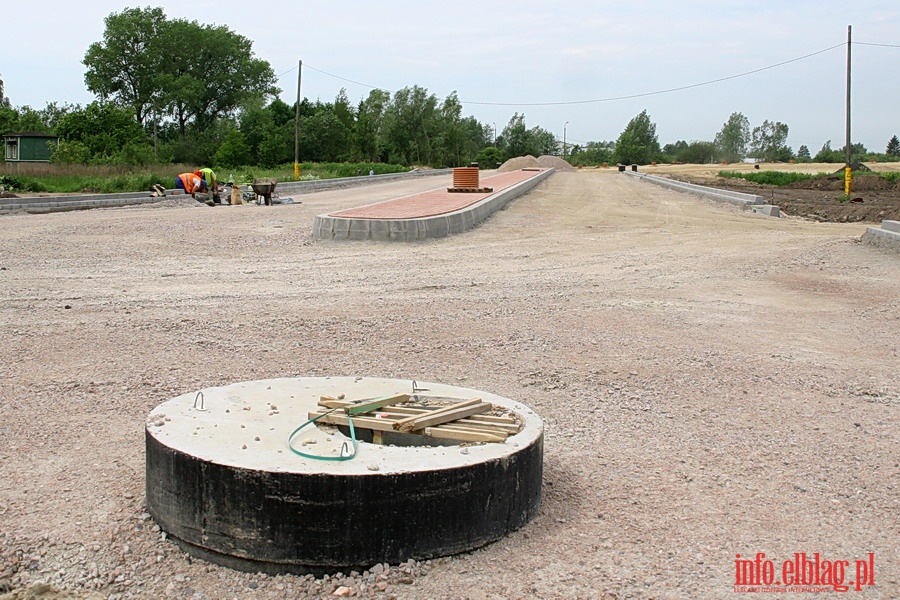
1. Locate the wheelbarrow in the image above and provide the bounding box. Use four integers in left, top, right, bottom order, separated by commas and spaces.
251, 178, 278, 205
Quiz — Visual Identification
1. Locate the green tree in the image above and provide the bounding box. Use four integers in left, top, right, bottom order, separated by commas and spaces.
51, 140, 92, 165
13, 106, 53, 133
839, 142, 868, 164
84, 8, 278, 136
435, 92, 465, 167
571, 141, 614, 166
83, 7, 169, 125
495, 114, 559, 160
814, 140, 840, 162
55, 102, 150, 158
530, 125, 557, 156
474, 146, 504, 168
257, 123, 293, 168
714, 112, 750, 162
300, 110, 351, 162
0, 74, 11, 109
382, 86, 439, 165
499, 113, 532, 158
885, 135, 899, 157
213, 129, 252, 168
614, 110, 660, 165
354, 89, 390, 162
238, 99, 276, 164
0, 105, 16, 136
662, 140, 688, 158
332, 89, 356, 132
750, 120, 791, 162
158, 19, 278, 136
676, 141, 718, 164
797, 145, 811, 160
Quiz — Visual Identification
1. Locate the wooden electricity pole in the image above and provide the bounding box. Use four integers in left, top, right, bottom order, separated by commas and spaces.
844, 26, 852, 195
294, 59, 302, 180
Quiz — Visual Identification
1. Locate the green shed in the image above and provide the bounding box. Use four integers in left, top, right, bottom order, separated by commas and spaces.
4, 131, 59, 162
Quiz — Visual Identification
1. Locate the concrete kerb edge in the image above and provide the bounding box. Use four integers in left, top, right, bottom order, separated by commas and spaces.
861, 220, 900, 253
0, 170, 453, 213
276, 168, 452, 196
313, 169, 555, 242
623, 170, 774, 212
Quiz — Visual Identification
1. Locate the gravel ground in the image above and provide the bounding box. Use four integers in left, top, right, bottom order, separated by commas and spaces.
1, 169, 897, 600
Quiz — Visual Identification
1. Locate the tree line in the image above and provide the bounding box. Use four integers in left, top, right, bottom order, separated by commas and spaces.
1, 7, 898, 170
571, 110, 900, 167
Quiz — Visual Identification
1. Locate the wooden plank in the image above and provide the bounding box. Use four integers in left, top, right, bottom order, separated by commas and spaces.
379, 405, 518, 424
423, 427, 506, 443
356, 405, 520, 433
443, 422, 513, 437
393, 402, 490, 432
309, 411, 396, 432
390, 398, 482, 431
435, 424, 508, 440
308, 411, 508, 443
318, 394, 410, 413
450, 417, 520, 432
315, 404, 520, 435
345, 394, 410, 415
459, 413, 518, 424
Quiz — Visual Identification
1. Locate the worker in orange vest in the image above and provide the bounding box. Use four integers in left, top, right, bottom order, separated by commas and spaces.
174, 172, 207, 196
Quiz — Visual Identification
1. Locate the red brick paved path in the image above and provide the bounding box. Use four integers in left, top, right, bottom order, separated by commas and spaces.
329, 169, 547, 219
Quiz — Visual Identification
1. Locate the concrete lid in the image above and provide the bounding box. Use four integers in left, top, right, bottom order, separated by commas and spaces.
146, 376, 543, 476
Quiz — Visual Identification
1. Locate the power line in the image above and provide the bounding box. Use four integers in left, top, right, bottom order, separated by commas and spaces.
277, 63, 389, 93
462, 43, 845, 106
285, 42, 846, 107
302, 64, 391, 93
856, 41, 900, 48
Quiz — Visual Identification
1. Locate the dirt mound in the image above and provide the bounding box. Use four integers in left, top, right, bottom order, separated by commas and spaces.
787, 175, 894, 192
668, 172, 900, 222
536, 155, 576, 172
498, 155, 539, 172
833, 162, 872, 174
499, 155, 576, 173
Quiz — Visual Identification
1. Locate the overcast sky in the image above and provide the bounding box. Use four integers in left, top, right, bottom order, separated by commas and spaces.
3, 1, 898, 153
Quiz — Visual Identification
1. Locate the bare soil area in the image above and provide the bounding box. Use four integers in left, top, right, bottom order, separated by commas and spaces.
641, 162, 900, 224
1, 169, 898, 600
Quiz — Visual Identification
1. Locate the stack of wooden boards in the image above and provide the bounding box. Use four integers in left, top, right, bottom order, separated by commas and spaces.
310, 393, 521, 444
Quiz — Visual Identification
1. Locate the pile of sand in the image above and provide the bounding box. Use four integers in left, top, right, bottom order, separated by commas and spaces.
537, 155, 576, 172
498, 155, 575, 173
498, 155, 539, 172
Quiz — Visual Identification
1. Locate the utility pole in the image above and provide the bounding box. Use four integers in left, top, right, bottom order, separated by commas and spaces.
294, 59, 302, 181
844, 25, 852, 196
563, 121, 569, 159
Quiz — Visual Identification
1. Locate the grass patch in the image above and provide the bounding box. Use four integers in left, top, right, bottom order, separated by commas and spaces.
719, 169, 900, 187
226, 162, 410, 185
718, 171, 822, 186
0, 162, 411, 194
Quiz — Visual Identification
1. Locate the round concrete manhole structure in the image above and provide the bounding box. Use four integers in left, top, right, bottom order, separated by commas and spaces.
145, 377, 543, 574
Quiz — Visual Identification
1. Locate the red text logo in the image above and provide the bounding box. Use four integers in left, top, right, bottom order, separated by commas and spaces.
734, 552, 875, 593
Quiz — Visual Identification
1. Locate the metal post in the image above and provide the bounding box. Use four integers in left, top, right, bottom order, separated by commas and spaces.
294, 59, 302, 180
845, 26, 852, 195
